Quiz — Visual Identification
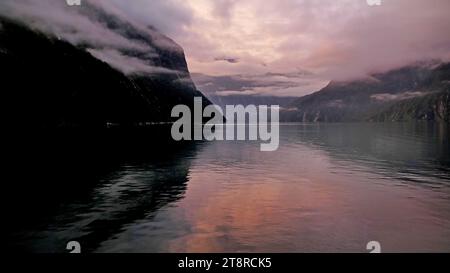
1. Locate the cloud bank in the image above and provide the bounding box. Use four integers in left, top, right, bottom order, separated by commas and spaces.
110, 0, 450, 96
1, 0, 450, 96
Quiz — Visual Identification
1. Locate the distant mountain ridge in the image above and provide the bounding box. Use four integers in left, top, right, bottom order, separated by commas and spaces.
282, 62, 450, 122
207, 95, 297, 109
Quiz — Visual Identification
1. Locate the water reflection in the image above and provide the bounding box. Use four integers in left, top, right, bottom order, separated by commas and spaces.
6, 129, 204, 252
286, 123, 450, 190
6, 123, 450, 252
158, 123, 450, 253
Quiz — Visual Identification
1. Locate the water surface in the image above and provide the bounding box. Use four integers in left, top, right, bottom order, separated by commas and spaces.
8, 123, 450, 252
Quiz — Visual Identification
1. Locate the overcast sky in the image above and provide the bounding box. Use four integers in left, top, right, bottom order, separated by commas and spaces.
107, 0, 450, 96
2, 0, 450, 97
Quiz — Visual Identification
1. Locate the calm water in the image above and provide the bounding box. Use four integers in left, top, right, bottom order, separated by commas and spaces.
7, 123, 450, 252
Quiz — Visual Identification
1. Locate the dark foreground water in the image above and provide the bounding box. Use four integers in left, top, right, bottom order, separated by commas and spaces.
6, 123, 450, 252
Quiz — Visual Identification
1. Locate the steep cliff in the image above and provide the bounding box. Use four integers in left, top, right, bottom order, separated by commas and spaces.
0, 2, 209, 128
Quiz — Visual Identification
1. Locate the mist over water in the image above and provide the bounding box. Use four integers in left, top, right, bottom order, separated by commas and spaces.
7, 123, 450, 252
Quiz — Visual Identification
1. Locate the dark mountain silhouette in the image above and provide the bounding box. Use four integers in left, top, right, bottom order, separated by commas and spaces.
0, 8, 209, 129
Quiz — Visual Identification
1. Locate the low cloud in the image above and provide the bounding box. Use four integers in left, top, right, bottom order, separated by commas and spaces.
214, 56, 240, 64
371, 91, 427, 102
87, 49, 179, 75
0, 0, 184, 75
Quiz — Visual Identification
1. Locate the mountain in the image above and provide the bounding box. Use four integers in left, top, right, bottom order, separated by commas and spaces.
0, 2, 209, 129
282, 62, 450, 122
206, 95, 297, 109
370, 87, 450, 122
190, 72, 305, 109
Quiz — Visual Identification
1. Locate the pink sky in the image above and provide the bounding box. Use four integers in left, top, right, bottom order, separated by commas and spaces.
110, 0, 450, 96
2, 0, 450, 97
